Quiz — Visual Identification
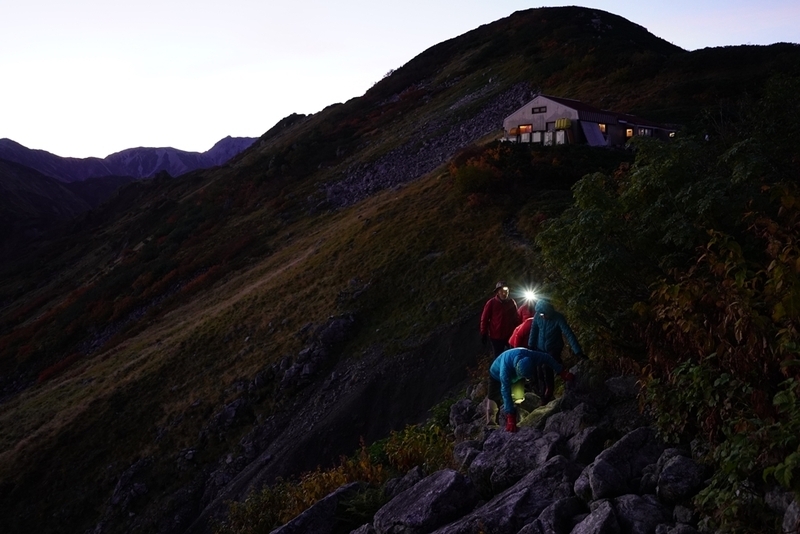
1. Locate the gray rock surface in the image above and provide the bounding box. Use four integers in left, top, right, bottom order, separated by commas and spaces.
384, 465, 425, 500
432, 455, 583, 534
578, 427, 666, 501
468, 428, 566, 494
517, 496, 587, 534
612, 494, 672, 534
269, 482, 364, 534
373, 469, 479, 534
572, 500, 620, 534
258, 363, 774, 534
656, 454, 706, 504
785, 499, 800, 534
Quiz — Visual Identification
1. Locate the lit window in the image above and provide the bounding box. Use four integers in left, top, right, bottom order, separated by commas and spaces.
519, 125, 532, 133
598, 123, 606, 133
626, 128, 634, 138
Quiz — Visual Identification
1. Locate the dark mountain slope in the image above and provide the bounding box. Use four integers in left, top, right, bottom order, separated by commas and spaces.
0, 7, 799, 534
62, 174, 138, 209
0, 158, 92, 254
0, 136, 258, 256
0, 139, 115, 182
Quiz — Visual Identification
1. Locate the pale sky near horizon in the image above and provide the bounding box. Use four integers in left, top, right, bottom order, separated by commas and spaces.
1, 1, 798, 159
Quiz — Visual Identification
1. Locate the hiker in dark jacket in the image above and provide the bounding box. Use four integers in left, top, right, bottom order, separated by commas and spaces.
488, 347, 574, 432
527, 299, 586, 403
480, 281, 520, 357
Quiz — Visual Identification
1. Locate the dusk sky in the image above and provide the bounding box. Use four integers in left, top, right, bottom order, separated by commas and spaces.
1, 1, 798, 159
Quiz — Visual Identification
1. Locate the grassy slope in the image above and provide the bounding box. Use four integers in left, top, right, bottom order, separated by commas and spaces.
1, 6, 799, 533
0, 162, 535, 533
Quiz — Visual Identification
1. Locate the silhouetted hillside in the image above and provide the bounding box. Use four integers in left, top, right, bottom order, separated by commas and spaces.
0, 136, 258, 255
0, 158, 91, 254
0, 135, 257, 182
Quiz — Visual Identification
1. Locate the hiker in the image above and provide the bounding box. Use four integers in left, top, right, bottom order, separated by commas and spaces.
508, 316, 533, 348
488, 347, 574, 432
518, 298, 536, 322
480, 281, 520, 357
527, 299, 586, 403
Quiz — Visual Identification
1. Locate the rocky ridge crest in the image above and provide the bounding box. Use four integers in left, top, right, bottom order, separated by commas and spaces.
271, 362, 800, 534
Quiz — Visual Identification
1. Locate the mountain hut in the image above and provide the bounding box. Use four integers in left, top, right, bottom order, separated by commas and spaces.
502, 94, 676, 146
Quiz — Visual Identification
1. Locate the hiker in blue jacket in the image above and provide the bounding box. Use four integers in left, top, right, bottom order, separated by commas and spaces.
488, 347, 573, 432
527, 299, 586, 403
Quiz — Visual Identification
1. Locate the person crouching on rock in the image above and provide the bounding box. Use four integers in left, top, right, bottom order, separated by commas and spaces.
487, 347, 574, 432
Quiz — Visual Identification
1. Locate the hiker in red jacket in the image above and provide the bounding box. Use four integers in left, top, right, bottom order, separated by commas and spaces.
508, 316, 533, 349
480, 281, 520, 357
518, 298, 536, 322
509, 295, 536, 348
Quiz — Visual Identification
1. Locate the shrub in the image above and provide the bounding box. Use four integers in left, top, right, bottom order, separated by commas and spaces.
217, 421, 455, 534
383, 423, 454, 473
535, 75, 800, 531
217, 442, 388, 534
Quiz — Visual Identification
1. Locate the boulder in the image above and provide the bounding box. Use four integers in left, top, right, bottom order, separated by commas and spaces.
517, 496, 587, 534
571, 500, 620, 534
544, 403, 600, 439
468, 428, 566, 494
449, 399, 476, 428
672, 504, 696, 525
452, 390, 491, 443
269, 482, 364, 534
373, 469, 479, 534
784, 499, 800, 534
612, 494, 672, 534
432, 455, 583, 534
576, 427, 666, 501
656, 454, 706, 504
384, 466, 424, 500
568, 426, 607, 465
452, 440, 481, 471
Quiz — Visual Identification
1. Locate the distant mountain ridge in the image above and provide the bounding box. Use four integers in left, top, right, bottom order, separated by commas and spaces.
0, 135, 258, 183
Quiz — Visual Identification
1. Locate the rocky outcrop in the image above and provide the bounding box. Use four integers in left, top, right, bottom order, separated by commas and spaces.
302, 367, 720, 534
182, 314, 485, 534
373, 469, 480, 534
323, 82, 534, 209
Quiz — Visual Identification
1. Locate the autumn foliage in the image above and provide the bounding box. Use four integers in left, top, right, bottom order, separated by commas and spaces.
535, 76, 800, 531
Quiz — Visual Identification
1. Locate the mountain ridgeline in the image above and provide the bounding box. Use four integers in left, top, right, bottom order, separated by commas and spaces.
0, 136, 257, 255
0, 6, 799, 534
0, 135, 259, 183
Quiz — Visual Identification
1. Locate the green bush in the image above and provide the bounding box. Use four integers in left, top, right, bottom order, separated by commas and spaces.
535, 75, 800, 531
